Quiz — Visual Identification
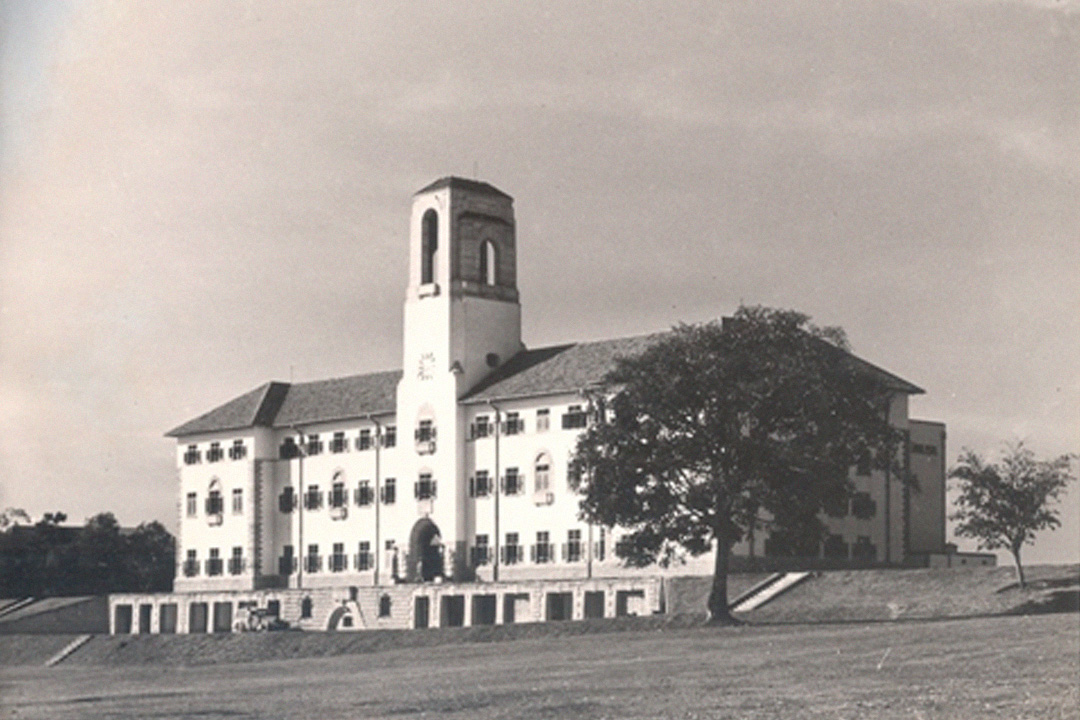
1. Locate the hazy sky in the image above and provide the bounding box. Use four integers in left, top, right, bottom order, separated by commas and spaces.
1, 1, 1077, 563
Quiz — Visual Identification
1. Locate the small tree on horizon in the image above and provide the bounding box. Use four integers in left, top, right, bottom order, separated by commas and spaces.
949, 444, 1076, 589
570, 306, 904, 624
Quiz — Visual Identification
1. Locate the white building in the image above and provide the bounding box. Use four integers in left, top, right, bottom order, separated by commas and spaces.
113, 178, 948, 634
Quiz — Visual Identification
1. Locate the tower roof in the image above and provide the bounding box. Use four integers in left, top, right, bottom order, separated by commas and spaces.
414, 176, 512, 200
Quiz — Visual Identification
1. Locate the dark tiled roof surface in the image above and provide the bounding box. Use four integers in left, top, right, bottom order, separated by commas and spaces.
167, 330, 921, 437
166, 382, 287, 437
463, 333, 668, 402
273, 370, 401, 427
414, 176, 512, 199
166, 371, 400, 438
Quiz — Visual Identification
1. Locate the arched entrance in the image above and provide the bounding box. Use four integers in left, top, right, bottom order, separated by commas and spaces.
408, 518, 444, 582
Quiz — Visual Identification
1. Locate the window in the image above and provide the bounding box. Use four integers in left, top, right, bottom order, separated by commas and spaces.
330, 480, 347, 509
503, 411, 523, 435
415, 473, 437, 500
228, 439, 247, 460
534, 454, 551, 493
279, 545, 296, 575
183, 549, 199, 577
912, 443, 938, 456
279, 486, 296, 513
471, 415, 492, 439
479, 239, 497, 285
279, 437, 299, 460
229, 547, 244, 575
305, 545, 321, 573
564, 529, 582, 562
355, 480, 374, 506
421, 209, 438, 285
469, 471, 492, 498
183, 444, 201, 465
472, 534, 490, 565
383, 426, 397, 447
536, 408, 550, 432
562, 405, 588, 429
378, 594, 392, 618
532, 531, 553, 564
852, 536, 876, 561
207, 442, 223, 463
231, 488, 243, 514
851, 492, 877, 520
331, 432, 347, 454
502, 467, 523, 495
381, 477, 396, 504
356, 541, 372, 571
567, 459, 584, 488
186, 492, 197, 518
304, 485, 323, 511
502, 533, 522, 565
823, 534, 848, 559
306, 434, 323, 456
330, 543, 347, 572
357, 428, 372, 451
205, 485, 224, 516
415, 419, 435, 442
594, 527, 606, 562
300, 596, 313, 619
266, 600, 280, 618
206, 548, 223, 576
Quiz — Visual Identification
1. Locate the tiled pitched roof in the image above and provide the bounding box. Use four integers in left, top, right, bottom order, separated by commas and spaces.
273, 370, 401, 428
167, 330, 922, 437
464, 330, 923, 402
414, 176, 512, 199
462, 333, 668, 403
165, 382, 288, 437
165, 371, 401, 438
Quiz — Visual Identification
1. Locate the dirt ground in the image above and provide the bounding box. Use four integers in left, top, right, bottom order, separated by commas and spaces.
2, 613, 1077, 720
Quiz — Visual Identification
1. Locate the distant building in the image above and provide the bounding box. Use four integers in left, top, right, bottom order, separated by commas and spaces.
112, 178, 950, 633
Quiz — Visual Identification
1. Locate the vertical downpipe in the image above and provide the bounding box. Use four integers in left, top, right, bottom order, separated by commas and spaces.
489, 402, 502, 583
371, 415, 383, 586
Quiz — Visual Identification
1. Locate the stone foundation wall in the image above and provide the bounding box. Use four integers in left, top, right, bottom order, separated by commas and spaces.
109, 576, 660, 635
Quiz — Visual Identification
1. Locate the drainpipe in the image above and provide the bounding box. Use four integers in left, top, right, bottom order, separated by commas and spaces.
579, 387, 599, 580
367, 414, 383, 586
291, 426, 306, 590
487, 401, 502, 583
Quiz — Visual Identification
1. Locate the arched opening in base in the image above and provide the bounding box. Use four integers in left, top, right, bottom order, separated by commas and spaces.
408, 518, 444, 582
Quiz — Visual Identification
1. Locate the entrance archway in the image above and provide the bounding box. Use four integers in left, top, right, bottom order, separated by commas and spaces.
408, 517, 444, 582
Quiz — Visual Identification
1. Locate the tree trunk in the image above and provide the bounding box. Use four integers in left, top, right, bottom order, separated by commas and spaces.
706, 527, 739, 625
1011, 547, 1026, 589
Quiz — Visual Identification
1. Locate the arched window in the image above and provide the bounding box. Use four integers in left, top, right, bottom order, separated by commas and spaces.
534, 452, 552, 493
205, 479, 223, 515
300, 596, 313, 619
379, 594, 392, 617
479, 239, 497, 285
421, 209, 438, 284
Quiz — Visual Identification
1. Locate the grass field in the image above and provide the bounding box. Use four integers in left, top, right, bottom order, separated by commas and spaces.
2, 613, 1076, 720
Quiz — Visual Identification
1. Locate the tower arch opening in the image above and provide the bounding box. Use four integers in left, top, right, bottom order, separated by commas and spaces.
421, 209, 438, 284
479, 239, 497, 286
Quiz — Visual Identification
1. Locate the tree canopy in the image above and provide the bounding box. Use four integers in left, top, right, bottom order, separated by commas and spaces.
0, 511, 175, 597
950, 444, 1075, 588
570, 306, 904, 623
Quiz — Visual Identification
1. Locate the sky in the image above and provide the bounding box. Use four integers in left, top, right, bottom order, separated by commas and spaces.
1, 1, 1077, 564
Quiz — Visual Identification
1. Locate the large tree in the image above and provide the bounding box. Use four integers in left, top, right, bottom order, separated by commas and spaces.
570, 306, 903, 624
949, 444, 1075, 589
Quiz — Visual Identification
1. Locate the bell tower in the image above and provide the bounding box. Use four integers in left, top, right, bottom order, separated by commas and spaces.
401, 177, 523, 394
395, 177, 523, 580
